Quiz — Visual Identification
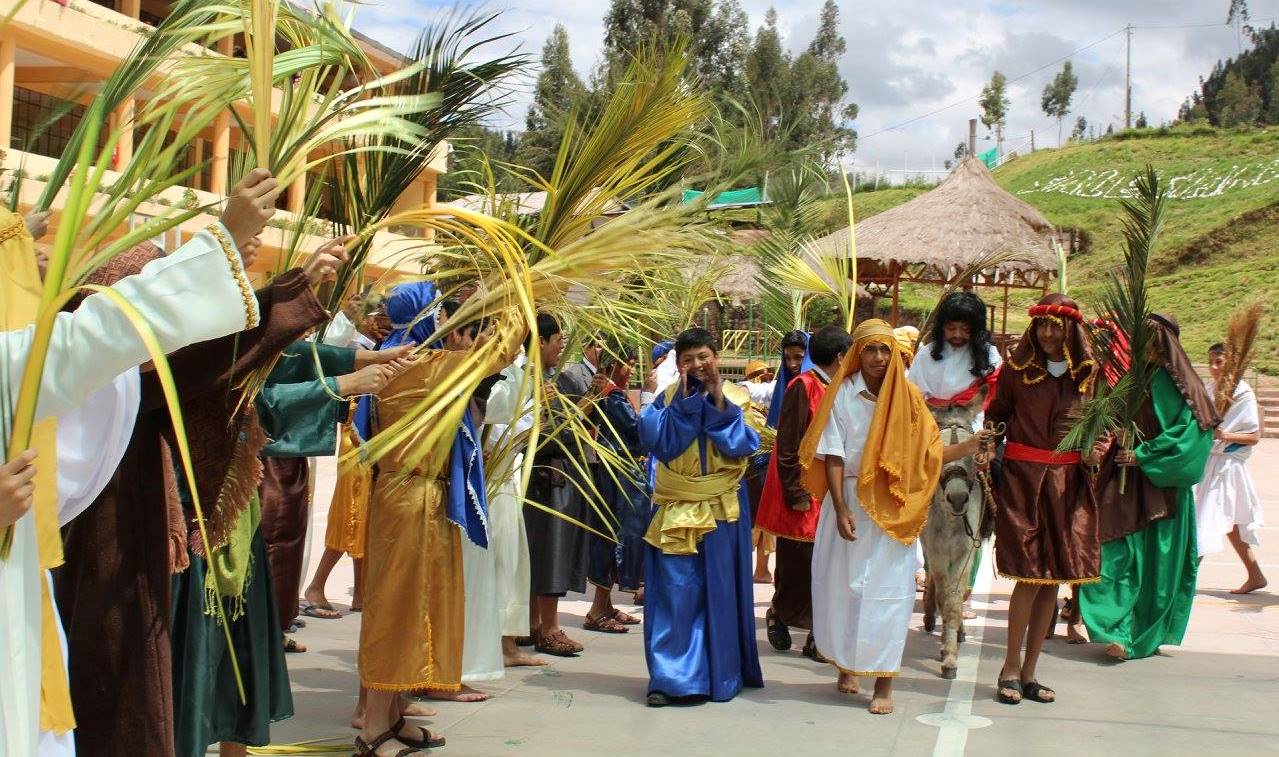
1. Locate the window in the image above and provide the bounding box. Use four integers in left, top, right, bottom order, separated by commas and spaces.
9, 87, 90, 160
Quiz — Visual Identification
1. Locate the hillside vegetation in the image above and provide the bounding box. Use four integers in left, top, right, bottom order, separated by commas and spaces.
847, 125, 1279, 372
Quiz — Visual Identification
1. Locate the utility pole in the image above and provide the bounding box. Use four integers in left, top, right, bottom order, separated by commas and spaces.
1124, 23, 1133, 130
1030, 130, 1036, 152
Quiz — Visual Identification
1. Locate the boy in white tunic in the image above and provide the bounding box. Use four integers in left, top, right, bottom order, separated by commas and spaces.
799, 320, 942, 715
1196, 343, 1267, 594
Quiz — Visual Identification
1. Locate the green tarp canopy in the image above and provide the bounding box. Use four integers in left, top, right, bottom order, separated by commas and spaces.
682, 186, 765, 208
977, 147, 998, 169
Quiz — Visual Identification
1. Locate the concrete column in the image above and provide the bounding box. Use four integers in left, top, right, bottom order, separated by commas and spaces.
121, 0, 141, 20
0, 36, 15, 151
287, 172, 305, 214
210, 111, 230, 195
111, 98, 134, 170
421, 170, 438, 208
192, 138, 204, 190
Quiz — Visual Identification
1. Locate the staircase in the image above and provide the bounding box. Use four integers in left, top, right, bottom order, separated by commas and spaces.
1258, 386, 1279, 439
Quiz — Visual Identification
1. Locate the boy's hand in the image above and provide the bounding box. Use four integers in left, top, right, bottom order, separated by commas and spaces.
220, 168, 280, 251
0, 450, 38, 529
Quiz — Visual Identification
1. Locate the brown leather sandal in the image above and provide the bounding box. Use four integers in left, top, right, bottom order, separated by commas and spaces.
392, 717, 446, 749
584, 613, 628, 634
354, 729, 427, 756
610, 608, 641, 625
535, 630, 583, 656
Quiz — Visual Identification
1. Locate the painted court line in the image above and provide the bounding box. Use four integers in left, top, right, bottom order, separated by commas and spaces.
920, 543, 996, 757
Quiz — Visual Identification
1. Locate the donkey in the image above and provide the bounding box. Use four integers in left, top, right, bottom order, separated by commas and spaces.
919, 394, 987, 680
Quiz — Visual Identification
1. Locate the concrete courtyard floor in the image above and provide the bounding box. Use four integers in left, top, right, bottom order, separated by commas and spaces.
272, 441, 1279, 757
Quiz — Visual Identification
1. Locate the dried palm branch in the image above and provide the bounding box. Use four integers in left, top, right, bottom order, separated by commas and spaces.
1215, 302, 1266, 414
1055, 238, 1069, 294
1059, 166, 1167, 493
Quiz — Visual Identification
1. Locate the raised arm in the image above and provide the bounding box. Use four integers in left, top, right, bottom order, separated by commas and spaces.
8, 224, 258, 422
639, 390, 704, 463
704, 395, 760, 459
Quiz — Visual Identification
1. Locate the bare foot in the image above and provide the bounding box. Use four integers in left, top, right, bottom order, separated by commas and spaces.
1065, 621, 1088, 645
400, 700, 437, 718
504, 652, 548, 667
425, 685, 489, 703
349, 712, 364, 730
1105, 643, 1127, 660
836, 672, 859, 694
868, 678, 894, 715
753, 572, 773, 584
1231, 576, 1268, 595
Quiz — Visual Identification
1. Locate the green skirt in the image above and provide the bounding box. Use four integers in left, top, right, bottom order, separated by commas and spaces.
171, 529, 294, 757
1079, 494, 1198, 660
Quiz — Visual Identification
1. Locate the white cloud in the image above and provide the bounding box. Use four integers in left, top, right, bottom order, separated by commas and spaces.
352, 0, 1279, 175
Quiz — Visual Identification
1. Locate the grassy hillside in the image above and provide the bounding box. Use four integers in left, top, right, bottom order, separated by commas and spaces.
839, 125, 1279, 372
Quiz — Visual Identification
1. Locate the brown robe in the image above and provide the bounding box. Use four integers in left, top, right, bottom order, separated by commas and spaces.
986, 360, 1101, 585
259, 457, 312, 631
54, 269, 327, 757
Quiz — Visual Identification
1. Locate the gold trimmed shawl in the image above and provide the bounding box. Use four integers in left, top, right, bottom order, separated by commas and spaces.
798, 319, 941, 545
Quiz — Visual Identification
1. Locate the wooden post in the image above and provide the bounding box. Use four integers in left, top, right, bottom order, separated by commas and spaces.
192, 139, 204, 191
890, 263, 901, 326
287, 172, 305, 214
121, 0, 141, 19
1001, 280, 1010, 341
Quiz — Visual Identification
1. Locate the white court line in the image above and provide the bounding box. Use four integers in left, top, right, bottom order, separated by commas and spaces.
923, 542, 997, 757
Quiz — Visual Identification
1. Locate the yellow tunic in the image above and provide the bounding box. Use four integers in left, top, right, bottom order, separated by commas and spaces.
358, 312, 523, 692
323, 422, 371, 558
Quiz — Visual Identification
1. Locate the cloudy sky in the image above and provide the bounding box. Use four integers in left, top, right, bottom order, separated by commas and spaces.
353, 1, 1279, 177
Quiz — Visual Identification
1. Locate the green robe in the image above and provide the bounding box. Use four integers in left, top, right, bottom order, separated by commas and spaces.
1079, 369, 1213, 659
257, 342, 353, 457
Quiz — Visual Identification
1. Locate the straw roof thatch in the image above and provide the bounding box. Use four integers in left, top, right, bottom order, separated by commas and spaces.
811, 156, 1057, 272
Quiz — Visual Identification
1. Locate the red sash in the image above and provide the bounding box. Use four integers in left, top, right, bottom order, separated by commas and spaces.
1004, 441, 1081, 466
923, 367, 1000, 412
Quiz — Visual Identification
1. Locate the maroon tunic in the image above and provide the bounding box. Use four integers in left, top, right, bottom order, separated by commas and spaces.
986, 366, 1101, 584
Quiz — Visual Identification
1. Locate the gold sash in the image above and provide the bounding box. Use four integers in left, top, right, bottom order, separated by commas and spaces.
644, 384, 751, 555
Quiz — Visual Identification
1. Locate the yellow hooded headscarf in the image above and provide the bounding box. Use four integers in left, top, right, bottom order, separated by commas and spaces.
797, 319, 941, 545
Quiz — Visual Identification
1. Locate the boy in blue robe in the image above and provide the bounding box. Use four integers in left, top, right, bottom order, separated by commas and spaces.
639, 328, 764, 706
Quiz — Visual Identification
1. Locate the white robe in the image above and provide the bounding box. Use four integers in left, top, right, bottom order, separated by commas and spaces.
1195, 380, 1265, 557
1, 226, 257, 757
811, 375, 916, 676
461, 354, 534, 678
907, 342, 1002, 432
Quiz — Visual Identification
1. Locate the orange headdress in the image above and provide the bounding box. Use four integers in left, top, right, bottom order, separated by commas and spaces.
798, 319, 941, 545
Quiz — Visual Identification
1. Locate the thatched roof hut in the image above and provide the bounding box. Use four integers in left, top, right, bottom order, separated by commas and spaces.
811, 156, 1058, 274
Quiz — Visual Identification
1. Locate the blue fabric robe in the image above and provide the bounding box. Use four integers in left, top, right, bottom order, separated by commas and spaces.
639, 386, 764, 701
588, 390, 651, 592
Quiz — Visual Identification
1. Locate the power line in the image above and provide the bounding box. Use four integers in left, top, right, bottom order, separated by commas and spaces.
858, 26, 1127, 142
856, 15, 1279, 143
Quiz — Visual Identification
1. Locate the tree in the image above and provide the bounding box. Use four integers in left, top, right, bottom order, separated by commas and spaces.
601, 0, 749, 99
1216, 68, 1263, 126
517, 24, 586, 179
979, 71, 1010, 155
786, 0, 859, 165
1071, 115, 1088, 141
1228, 0, 1253, 52
1040, 61, 1078, 146
1134, 111, 1149, 128
953, 141, 969, 160
438, 126, 520, 199
1266, 57, 1279, 122
745, 8, 791, 141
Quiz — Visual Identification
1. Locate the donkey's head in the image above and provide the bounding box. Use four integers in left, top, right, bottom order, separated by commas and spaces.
929, 388, 987, 512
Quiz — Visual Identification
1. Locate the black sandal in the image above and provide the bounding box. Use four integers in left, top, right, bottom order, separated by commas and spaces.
354, 729, 427, 756
646, 692, 669, 707
997, 679, 1023, 705
1021, 681, 1056, 703
765, 607, 792, 652
392, 717, 446, 749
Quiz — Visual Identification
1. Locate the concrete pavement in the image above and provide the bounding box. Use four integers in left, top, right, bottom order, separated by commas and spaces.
271, 441, 1279, 756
